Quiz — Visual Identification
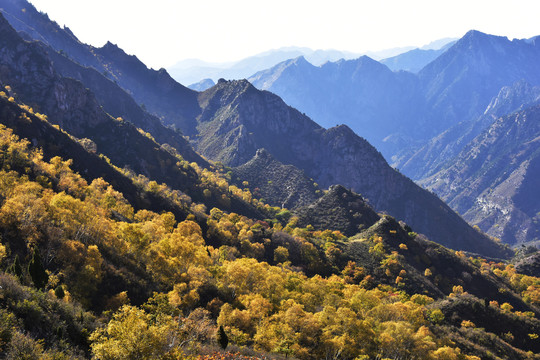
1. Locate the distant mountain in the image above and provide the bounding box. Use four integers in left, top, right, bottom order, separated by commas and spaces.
380, 40, 455, 73
191, 79, 510, 257
167, 47, 363, 85
167, 45, 421, 85
249, 56, 422, 157
397, 80, 540, 180
417, 31, 540, 139
188, 78, 215, 91
250, 31, 540, 160
420, 104, 540, 245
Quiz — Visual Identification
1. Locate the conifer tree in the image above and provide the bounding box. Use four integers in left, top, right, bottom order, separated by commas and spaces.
217, 325, 228, 350
8, 254, 22, 279
28, 247, 48, 289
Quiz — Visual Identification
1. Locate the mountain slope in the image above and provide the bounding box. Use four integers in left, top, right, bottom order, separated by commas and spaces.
0, 13, 261, 219
295, 185, 380, 236
42, 42, 206, 166
233, 149, 322, 209
398, 80, 540, 180
417, 30, 540, 138
192, 79, 510, 258
0, 0, 201, 134
421, 104, 540, 245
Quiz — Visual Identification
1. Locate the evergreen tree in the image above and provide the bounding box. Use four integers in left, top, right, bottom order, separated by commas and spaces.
54, 285, 65, 299
8, 255, 22, 279
217, 325, 228, 350
28, 247, 48, 289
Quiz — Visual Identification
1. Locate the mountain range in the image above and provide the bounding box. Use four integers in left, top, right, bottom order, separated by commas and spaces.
167, 46, 424, 87
249, 31, 540, 162
0, 0, 539, 358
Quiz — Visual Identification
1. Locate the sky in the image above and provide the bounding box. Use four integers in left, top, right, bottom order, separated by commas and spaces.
28, 0, 540, 69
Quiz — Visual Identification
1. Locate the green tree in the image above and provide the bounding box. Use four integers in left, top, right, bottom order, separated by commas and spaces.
28, 247, 48, 289
217, 325, 228, 350
8, 255, 22, 279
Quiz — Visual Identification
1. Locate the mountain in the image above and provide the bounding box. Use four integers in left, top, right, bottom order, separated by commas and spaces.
166, 47, 361, 85
380, 40, 455, 73
0, 4, 539, 360
2, 0, 512, 257
0, 12, 261, 219
421, 104, 540, 245
249, 56, 422, 157
188, 78, 215, 91
0, 0, 201, 134
397, 80, 540, 180
191, 79, 510, 258
167, 45, 424, 86
43, 43, 206, 166
165, 46, 421, 86
417, 30, 540, 138
250, 31, 540, 161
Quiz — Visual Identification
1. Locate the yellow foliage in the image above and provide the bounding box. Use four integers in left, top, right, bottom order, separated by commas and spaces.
90, 305, 177, 359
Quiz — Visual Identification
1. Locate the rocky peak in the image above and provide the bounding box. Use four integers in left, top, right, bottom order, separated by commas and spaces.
484, 80, 540, 116
254, 148, 272, 159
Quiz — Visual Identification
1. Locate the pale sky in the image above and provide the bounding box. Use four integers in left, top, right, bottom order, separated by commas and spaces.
28, 0, 540, 69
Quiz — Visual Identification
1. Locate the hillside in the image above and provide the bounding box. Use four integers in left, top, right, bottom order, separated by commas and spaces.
0, 0, 201, 134
233, 149, 322, 209
421, 104, 540, 245
397, 80, 540, 180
